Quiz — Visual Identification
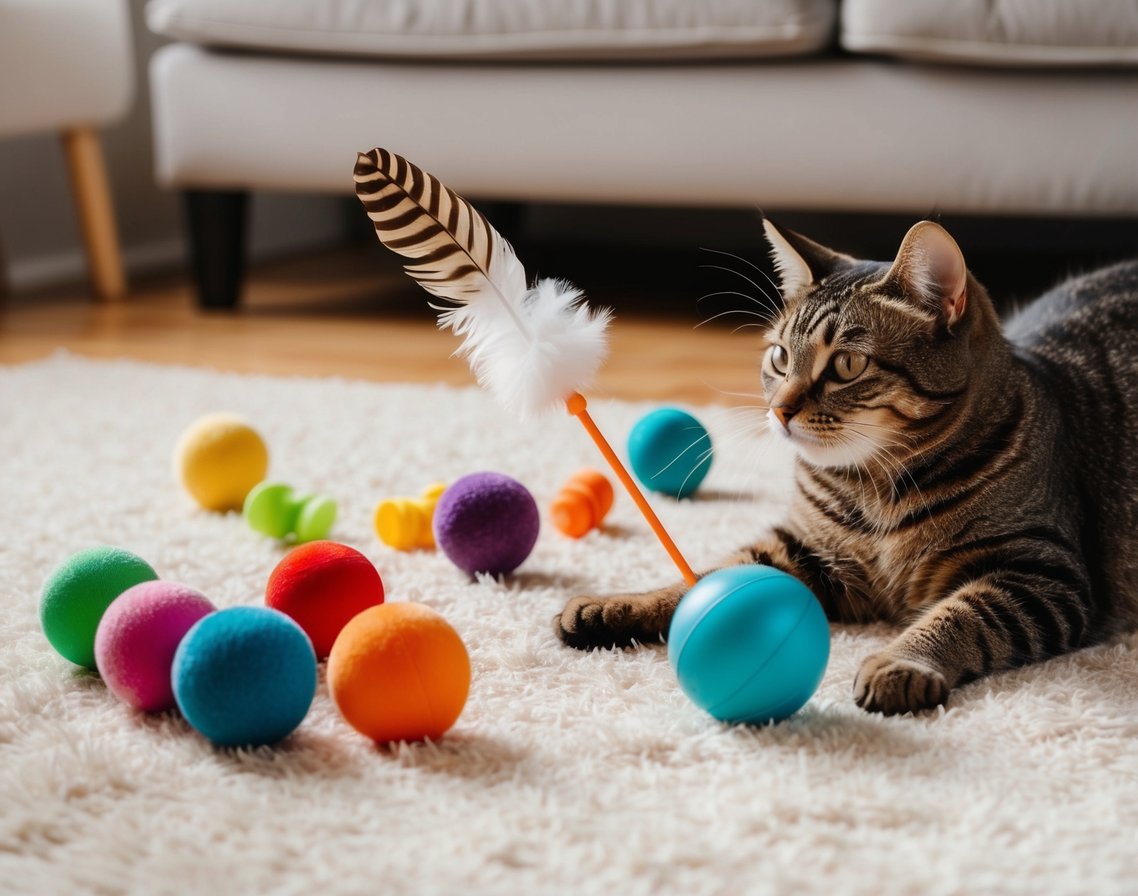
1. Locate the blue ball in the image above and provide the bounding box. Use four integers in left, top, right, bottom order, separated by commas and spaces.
172, 606, 317, 747
627, 408, 713, 498
668, 566, 830, 724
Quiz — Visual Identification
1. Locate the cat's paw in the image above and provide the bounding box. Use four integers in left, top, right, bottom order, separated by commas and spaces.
853, 652, 949, 716
555, 594, 658, 650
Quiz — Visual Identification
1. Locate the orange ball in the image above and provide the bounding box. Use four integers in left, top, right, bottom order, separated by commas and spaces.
327, 603, 470, 743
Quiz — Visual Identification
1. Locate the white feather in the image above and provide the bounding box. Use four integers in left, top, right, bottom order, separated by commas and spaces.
355, 148, 611, 419
439, 278, 612, 420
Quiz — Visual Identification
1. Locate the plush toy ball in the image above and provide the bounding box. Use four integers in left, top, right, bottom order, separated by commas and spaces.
265, 541, 385, 659
628, 408, 713, 498
668, 566, 830, 725
94, 581, 215, 712
432, 471, 539, 577
328, 602, 470, 743
174, 413, 268, 512
173, 606, 317, 747
40, 547, 159, 669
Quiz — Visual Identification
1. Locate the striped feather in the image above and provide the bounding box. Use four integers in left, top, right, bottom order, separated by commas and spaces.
353, 147, 526, 307
354, 148, 611, 419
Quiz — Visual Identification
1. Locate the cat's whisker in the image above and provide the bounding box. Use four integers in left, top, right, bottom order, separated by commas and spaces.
697, 289, 773, 312
691, 427, 755, 487
701, 384, 768, 403
649, 426, 720, 481
840, 421, 917, 453
695, 307, 775, 330
866, 437, 940, 533
698, 263, 781, 313
699, 247, 784, 300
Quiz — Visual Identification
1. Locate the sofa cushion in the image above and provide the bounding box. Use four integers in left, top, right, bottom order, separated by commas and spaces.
842, 0, 1138, 67
146, 0, 837, 61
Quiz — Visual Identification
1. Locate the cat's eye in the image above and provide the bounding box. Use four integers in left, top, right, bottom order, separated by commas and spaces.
764, 341, 792, 373
767, 344, 789, 376
831, 351, 869, 382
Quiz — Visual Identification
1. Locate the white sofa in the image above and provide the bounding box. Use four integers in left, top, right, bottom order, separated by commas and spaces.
145, 0, 1138, 307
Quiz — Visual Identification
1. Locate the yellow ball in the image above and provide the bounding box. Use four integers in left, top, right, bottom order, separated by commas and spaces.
174, 413, 268, 511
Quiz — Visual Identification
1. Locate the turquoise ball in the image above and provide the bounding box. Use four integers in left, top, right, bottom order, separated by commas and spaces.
627, 408, 712, 498
172, 606, 317, 747
668, 566, 830, 724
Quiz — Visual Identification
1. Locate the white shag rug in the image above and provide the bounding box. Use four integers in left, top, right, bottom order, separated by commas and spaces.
2, 354, 1136, 895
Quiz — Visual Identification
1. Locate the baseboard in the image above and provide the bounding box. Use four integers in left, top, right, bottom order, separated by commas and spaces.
6, 210, 351, 294
6, 239, 186, 293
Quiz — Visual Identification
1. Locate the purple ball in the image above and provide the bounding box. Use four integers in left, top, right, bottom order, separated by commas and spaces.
433, 472, 540, 577
94, 581, 216, 712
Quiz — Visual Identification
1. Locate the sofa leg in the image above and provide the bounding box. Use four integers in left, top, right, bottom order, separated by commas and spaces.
184, 190, 248, 310
61, 127, 126, 302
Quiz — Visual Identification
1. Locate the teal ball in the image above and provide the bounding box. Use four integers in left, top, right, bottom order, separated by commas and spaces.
172, 606, 317, 747
39, 547, 159, 669
627, 408, 713, 498
668, 566, 830, 724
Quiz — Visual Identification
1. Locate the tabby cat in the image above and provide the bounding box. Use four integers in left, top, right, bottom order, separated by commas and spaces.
556, 220, 1138, 715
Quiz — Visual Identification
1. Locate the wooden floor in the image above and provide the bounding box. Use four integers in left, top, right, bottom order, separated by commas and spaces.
0, 243, 765, 404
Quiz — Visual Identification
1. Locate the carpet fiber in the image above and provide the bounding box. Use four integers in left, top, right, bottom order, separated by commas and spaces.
2, 355, 1136, 894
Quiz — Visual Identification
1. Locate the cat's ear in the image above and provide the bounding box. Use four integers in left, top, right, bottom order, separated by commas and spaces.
885, 221, 968, 330
763, 219, 852, 298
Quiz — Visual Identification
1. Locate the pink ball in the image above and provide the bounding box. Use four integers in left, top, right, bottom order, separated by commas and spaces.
95, 581, 216, 712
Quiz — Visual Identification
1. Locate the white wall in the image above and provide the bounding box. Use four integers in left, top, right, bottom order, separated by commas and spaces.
0, 0, 349, 294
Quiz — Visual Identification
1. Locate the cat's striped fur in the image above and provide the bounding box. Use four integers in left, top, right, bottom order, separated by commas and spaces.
556, 220, 1138, 715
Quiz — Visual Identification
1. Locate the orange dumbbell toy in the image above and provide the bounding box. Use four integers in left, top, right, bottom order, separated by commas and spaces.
374, 483, 446, 551
551, 469, 614, 538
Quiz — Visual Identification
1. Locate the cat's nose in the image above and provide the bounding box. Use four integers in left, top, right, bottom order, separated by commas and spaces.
773, 402, 801, 429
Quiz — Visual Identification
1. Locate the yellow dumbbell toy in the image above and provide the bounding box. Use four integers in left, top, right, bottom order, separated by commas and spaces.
374, 483, 446, 551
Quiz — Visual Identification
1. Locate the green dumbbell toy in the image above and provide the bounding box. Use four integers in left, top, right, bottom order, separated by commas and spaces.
243, 482, 337, 544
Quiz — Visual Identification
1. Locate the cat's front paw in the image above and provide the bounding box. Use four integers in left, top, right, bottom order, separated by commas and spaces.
853, 652, 948, 716
555, 595, 643, 650
556, 588, 683, 650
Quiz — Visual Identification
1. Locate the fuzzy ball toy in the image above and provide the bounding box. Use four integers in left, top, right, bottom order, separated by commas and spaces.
95, 581, 215, 712
264, 541, 385, 659
173, 606, 317, 747
328, 602, 470, 743
174, 413, 268, 512
40, 546, 159, 669
432, 472, 539, 577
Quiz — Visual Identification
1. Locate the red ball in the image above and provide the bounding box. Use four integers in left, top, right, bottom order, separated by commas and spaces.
265, 541, 385, 659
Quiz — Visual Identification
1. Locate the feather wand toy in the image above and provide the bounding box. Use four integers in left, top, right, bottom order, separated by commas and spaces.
353, 148, 697, 586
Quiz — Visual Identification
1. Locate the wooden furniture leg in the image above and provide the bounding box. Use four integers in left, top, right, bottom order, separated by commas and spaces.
61, 126, 126, 301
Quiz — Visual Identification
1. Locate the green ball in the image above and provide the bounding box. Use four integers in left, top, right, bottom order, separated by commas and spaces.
39, 547, 158, 669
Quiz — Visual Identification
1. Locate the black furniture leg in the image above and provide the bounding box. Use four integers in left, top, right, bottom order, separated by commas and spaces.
484, 201, 526, 246
183, 190, 248, 310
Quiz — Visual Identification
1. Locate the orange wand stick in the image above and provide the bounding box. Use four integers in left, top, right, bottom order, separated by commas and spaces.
565, 392, 697, 587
